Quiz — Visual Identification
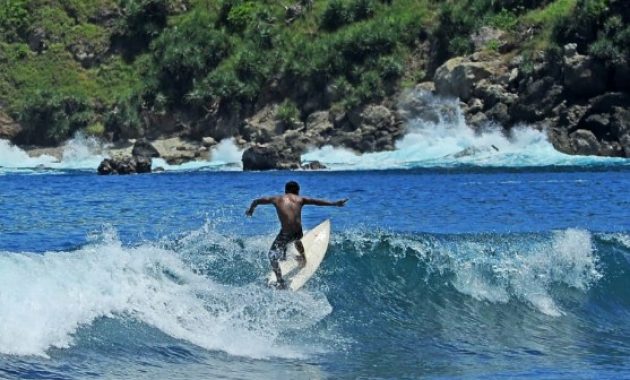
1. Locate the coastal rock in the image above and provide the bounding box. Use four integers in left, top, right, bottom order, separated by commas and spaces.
305, 111, 333, 144
569, 129, 600, 156
150, 137, 206, 164
547, 127, 572, 154
301, 160, 326, 170
620, 134, 630, 157
434, 56, 495, 101
563, 46, 607, 98
610, 107, 630, 139
242, 104, 286, 144
613, 59, 630, 92
97, 156, 152, 175
0, 111, 22, 140
132, 140, 160, 158
202, 136, 217, 147
511, 77, 563, 123
340, 104, 402, 151
242, 144, 300, 171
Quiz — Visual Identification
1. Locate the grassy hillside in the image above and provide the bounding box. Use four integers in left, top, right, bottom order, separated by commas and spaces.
0, 0, 627, 146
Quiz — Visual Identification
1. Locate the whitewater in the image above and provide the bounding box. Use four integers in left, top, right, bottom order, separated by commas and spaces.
1, 92, 628, 173
1, 91, 629, 379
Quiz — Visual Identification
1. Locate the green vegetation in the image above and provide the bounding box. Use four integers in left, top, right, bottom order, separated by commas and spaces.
0, 0, 626, 146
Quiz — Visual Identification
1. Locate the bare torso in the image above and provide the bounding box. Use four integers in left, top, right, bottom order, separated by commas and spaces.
273, 194, 304, 234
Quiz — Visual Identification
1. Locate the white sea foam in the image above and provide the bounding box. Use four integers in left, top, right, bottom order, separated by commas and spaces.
0, 133, 106, 171
450, 229, 600, 316
302, 91, 629, 170
152, 138, 244, 171
346, 228, 601, 316
0, 228, 331, 358
0, 135, 244, 172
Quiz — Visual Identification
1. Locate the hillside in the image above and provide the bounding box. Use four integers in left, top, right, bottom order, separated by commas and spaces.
0, 0, 628, 166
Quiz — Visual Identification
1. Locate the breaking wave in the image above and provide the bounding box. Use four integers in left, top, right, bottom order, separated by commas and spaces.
1, 224, 626, 360
302, 92, 629, 170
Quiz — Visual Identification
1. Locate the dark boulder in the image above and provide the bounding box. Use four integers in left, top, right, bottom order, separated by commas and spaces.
562, 46, 607, 98
132, 140, 160, 158
242, 144, 301, 171
97, 156, 152, 175
302, 161, 326, 170
0, 111, 22, 140
569, 129, 600, 156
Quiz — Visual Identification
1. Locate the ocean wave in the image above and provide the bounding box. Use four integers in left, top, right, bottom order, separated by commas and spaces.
0, 227, 330, 359
327, 228, 603, 317
2, 223, 628, 359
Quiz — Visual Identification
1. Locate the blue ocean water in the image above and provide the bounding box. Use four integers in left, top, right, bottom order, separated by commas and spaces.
1, 166, 630, 379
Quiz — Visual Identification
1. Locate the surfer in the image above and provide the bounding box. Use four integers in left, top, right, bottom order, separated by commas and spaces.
246, 181, 348, 289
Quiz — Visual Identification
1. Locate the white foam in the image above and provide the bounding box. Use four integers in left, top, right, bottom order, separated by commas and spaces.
152, 138, 243, 171
302, 91, 629, 170
451, 229, 600, 316
0, 140, 58, 168
354, 228, 601, 316
0, 228, 331, 358
0, 135, 244, 172
0, 133, 106, 171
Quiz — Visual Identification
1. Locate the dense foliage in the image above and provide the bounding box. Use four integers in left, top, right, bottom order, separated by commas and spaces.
0, 0, 626, 146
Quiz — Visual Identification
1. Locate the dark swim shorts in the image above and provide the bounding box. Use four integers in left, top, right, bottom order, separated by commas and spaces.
268, 229, 304, 263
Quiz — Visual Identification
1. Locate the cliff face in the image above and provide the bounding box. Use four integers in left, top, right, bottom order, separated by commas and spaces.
0, 0, 628, 167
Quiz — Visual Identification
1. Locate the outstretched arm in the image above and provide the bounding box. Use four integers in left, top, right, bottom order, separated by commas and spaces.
303, 197, 348, 207
246, 196, 275, 216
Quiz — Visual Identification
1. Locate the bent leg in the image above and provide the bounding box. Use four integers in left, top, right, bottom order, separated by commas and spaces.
295, 240, 306, 267
268, 232, 289, 285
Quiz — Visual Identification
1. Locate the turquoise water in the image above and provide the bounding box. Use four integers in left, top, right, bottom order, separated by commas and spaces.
1, 167, 629, 379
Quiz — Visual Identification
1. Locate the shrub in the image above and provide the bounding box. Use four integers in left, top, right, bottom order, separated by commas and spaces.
276, 99, 300, 126
348, 0, 375, 22
113, 0, 170, 56
376, 55, 403, 80
0, 0, 29, 42
104, 96, 144, 140
320, 0, 349, 31
227, 1, 259, 34
148, 11, 231, 105
84, 122, 105, 137
18, 92, 94, 146
335, 21, 397, 64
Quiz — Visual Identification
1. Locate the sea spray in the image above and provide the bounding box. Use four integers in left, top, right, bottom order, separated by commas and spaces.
302, 91, 629, 169
0, 133, 105, 171
329, 228, 602, 316
0, 227, 331, 358
0, 135, 244, 172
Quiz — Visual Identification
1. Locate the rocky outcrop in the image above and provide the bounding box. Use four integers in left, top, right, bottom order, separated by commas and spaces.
0, 111, 21, 140
131, 140, 160, 158
562, 44, 607, 98
242, 144, 301, 171
434, 55, 502, 101
432, 45, 630, 158
150, 137, 210, 164
97, 140, 156, 174
239, 100, 406, 170
97, 155, 152, 175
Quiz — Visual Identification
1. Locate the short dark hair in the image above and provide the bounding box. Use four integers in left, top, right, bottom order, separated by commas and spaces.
285, 181, 300, 194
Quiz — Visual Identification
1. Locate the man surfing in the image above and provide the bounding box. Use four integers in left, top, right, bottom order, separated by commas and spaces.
246, 181, 348, 289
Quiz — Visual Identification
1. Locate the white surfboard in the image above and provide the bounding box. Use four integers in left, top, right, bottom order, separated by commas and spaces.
267, 220, 331, 291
